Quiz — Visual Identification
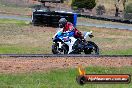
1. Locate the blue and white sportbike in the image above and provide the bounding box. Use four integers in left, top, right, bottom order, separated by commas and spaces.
52, 28, 99, 54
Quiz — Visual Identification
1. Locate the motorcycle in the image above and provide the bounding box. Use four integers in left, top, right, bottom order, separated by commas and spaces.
52, 28, 99, 55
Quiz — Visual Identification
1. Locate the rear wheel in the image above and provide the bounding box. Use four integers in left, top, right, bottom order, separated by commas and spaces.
52, 43, 68, 54
84, 41, 99, 55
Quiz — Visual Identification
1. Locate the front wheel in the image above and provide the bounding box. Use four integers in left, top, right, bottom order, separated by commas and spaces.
84, 41, 99, 55
52, 43, 68, 54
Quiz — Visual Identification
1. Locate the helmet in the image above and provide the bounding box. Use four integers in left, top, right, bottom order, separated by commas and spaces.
59, 18, 67, 28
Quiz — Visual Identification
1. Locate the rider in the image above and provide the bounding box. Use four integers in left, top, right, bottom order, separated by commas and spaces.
58, 18, 84, 40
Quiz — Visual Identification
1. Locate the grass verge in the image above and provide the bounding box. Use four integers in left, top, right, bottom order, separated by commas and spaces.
0, 19, 131, 55
77, 26, 132, 55
0, 19, 29, 25
101, 48, 132, 55
0, 3, 31, 16
0, 66, 131, 88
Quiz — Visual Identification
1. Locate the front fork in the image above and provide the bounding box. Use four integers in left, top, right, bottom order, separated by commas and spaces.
58, 42, 63, 49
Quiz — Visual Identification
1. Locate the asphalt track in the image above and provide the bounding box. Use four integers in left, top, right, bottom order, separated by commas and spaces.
78, 22, 132, 30
0, 54, 132, 58
0, 14, 31, 21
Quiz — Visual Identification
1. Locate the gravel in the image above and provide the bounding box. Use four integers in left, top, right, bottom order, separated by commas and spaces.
0, 57, 131, 73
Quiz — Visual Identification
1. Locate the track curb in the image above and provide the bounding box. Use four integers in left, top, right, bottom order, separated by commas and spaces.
0, 54, 131, 58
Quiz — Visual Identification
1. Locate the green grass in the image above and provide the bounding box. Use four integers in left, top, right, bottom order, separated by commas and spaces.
101, 48, 132, 55
0, 45, 50, 54
0, 19, 131, 55
0, 19, 52, 54
0, 66, 131, 88
0, 19, 29, 26
77, 26, 132, 55
0, 3, 31, 16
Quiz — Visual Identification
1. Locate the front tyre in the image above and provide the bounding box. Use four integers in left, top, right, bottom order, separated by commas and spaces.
52, 43, 68, 54
52, 43, 58, 54
84, 41, 99, 55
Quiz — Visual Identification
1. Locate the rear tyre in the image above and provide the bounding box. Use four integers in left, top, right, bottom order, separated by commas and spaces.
84, 41, 99, 55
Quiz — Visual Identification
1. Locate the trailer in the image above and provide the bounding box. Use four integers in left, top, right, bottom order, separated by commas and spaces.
31, 0, 77, 27
32, 10, 77, 27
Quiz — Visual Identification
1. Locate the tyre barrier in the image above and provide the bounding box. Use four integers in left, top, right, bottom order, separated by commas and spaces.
78, 14, 132, 24
32, 11, 77, 27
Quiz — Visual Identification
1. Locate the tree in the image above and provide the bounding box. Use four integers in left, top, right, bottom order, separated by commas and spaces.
114, 0, 127, 17
115, 0, 120, 17
122, 0, 128, 12
71, 0, 96, 10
